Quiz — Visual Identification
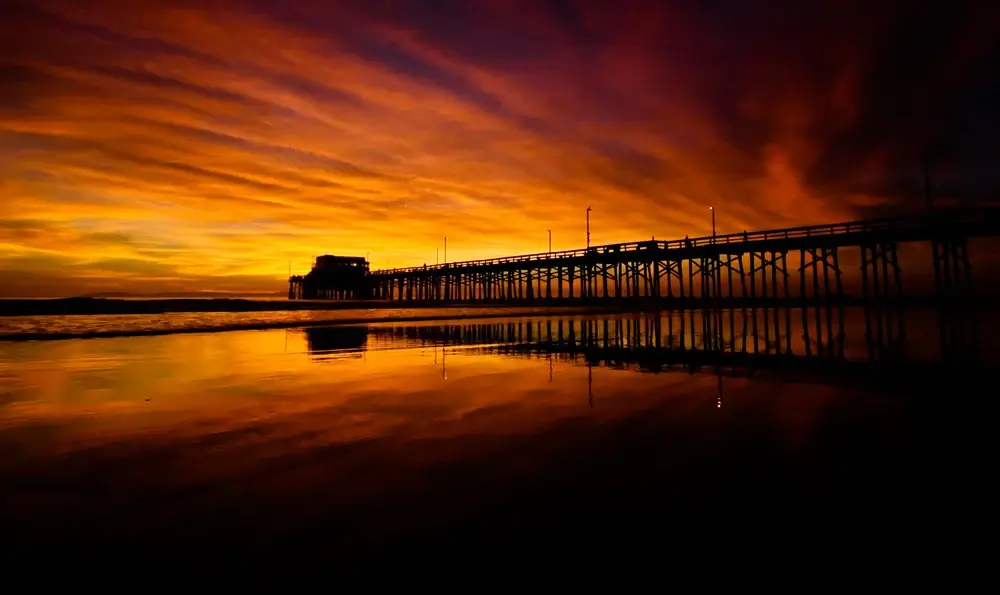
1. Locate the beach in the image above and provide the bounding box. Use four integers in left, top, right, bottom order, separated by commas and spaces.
0, 307, 988, 575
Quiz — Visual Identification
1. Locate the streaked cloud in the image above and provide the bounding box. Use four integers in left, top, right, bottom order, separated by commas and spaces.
1, 0, 997, 296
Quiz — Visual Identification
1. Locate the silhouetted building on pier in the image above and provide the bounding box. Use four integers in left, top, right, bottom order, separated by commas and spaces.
288, 255, 369, 300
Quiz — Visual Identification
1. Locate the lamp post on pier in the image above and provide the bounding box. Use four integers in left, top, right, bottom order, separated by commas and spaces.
586, 207, 592, 248
444, 236, 448, 264
710, 206, 716, 243
548, 229, 552, 253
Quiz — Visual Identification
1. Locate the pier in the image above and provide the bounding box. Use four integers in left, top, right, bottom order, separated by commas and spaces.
290, 208, 1000, 309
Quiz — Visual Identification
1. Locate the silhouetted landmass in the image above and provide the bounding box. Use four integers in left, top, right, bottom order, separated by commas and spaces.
81, 291, 287, 299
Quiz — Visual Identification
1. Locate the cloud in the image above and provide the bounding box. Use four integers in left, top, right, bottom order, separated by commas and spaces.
1, 0, 998, 296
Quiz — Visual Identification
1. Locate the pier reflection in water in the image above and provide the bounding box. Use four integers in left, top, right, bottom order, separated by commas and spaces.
0, 306, 989, 572
306, 304, 991, 385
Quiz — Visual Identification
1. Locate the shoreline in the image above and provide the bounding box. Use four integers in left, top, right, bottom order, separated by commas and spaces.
0, 306, 621, 342
1, 294, 996, 318
0, 297, 450, 317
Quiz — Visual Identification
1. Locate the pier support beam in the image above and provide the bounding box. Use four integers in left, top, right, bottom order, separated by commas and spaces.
799, 247, 845, 359
860, 242, 904, 362
932, 238, 978, 363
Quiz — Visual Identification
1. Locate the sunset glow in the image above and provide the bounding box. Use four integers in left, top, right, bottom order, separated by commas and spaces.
2, 0, 997, 296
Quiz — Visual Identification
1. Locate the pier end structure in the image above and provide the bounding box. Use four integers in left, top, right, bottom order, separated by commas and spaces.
288, 255, 370, 300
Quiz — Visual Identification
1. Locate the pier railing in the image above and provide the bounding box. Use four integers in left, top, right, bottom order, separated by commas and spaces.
290, 206, 1000, 306
368, 207, 1000, 276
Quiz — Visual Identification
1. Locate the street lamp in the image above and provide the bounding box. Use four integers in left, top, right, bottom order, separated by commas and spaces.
547, 229, 552, 253
710, 206, 716, 242
586, 206, 592, 248
444, 236, 448, 264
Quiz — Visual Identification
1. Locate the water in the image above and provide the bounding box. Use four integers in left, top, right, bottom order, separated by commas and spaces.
0, 305, 605, 340
0, 309, 989, 572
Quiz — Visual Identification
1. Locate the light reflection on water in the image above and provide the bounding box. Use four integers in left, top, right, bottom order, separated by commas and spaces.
0, 308, 985, 449
0, 305, 604, 339
0, 309, 988, 565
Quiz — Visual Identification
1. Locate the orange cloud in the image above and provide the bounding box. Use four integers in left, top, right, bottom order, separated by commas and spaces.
1, 0, 996, 296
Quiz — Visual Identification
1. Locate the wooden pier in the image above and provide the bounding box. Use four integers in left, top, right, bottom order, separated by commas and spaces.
291, 208, 1000, 310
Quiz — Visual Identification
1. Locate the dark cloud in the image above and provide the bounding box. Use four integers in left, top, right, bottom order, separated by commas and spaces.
1, 0, 998, 296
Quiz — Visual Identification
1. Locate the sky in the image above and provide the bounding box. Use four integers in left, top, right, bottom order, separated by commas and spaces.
1, 0, 998, 297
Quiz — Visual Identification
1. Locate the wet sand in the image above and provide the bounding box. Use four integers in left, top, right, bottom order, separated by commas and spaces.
0, 312, 984, 576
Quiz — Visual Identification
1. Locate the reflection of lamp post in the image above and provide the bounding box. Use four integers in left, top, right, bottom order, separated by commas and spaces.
588, 364, 594, 408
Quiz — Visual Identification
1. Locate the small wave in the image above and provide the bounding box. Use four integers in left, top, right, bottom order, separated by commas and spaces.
0, 306, 619, 342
